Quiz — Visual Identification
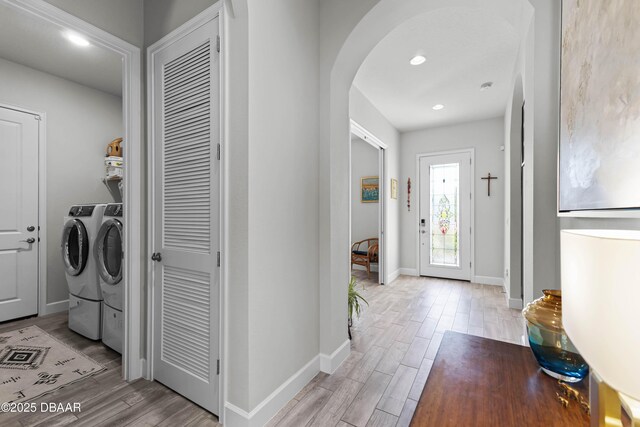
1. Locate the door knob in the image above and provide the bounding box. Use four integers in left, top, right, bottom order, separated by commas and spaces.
20, 238, 36, 244
151, 252, 162, 262
27, 226, 35, 232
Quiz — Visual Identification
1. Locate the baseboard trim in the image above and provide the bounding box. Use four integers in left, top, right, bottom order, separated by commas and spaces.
472, 276, 504, 287
387, 269, 400, 284
42, 299, 68, 315
508, 298, 523, 310
399, 268, 418, 276
224, 354, 321, 427
319, 339, 350, 374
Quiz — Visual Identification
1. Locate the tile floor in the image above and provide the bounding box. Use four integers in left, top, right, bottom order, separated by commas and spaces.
269, 272, 527, 427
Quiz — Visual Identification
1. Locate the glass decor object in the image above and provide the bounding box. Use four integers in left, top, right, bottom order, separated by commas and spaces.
522, 290, 588, 382
429, 163, 459, 266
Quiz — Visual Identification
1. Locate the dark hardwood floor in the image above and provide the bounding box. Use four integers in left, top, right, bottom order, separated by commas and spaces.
0, 311, 220, 427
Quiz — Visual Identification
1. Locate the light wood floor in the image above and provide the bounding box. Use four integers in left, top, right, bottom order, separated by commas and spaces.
0, 311, 220, 427
0, 275, 524, 427
268, 272, 527, 427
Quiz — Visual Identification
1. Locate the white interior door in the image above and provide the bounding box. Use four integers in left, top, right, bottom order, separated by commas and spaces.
0, 107, 39, 322
151, 16, 220, 415
419, 152, 471, 281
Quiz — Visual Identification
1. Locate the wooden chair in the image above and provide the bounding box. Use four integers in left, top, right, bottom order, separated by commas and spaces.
351, 238, 379, 278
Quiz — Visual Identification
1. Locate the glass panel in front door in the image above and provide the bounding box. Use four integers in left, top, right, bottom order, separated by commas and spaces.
429, 163, 459, 267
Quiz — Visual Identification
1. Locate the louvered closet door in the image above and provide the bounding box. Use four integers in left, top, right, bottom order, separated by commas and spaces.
151, 15, 219, 415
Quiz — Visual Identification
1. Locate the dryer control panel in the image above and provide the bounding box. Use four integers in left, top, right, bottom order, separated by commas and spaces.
105, 203, 123, 217
68, 205, 96, 217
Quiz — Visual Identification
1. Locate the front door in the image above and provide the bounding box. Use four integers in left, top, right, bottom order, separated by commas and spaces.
0, 107, 39, 321
419, 152, 471, 280
150, 14, 220, 415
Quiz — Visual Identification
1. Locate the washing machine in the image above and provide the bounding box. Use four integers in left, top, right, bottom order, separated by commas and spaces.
62, 204, 106, 340
95, 203, 123, 353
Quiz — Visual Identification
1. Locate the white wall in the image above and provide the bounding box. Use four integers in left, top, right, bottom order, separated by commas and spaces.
349, 86, 400, 282
245, 0, 320, 413
0, 57, 122, 305
351, 138, 379, 246
143, 0, 218, 45
400, 117, 505, 282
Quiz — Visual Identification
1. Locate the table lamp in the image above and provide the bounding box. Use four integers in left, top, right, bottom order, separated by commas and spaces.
561, 230, 640, 427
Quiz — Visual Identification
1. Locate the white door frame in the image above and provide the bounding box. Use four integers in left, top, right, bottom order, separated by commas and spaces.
350, 119, 387, 284
0, 0, 144, 381
0, 103, 46, 315
146, 2, 226, 419
415, 148, 475, 280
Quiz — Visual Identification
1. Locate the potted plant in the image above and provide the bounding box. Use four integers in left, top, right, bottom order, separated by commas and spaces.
348, 276, 368, 340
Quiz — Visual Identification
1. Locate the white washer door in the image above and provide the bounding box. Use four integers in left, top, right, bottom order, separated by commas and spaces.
95, 218, 123, 309
61, 219, 89, 277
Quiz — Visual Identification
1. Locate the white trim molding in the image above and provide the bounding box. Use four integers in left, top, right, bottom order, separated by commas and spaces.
44, 299, 68, 315
387, 269, 400, 284
399, 268, 419, 277
508, 298, 524, 309
472, 275, 504, 287
320, 339, 350, 374
1, 0, 143, 381
224, 355, 321, 427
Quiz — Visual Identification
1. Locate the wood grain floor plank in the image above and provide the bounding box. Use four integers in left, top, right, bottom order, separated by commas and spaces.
400, 338, 429, 368
365, 409, 398, 427
376, 365, 417, 416
341, 371, 391, 427
276, 386, 332, 427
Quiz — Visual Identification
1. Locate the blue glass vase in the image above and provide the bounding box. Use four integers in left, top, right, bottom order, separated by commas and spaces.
522, 290, 589, 382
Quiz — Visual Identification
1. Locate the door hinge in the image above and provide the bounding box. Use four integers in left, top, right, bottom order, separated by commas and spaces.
470, 262, 472, 268
217, 359, 220, 375
34, 115, 41, 121
216, 35, 220, 53
217, 143, 221, 160
217, 251, 221, 267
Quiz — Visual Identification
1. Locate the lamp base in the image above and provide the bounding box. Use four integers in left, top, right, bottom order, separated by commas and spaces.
590, 371, 640, 427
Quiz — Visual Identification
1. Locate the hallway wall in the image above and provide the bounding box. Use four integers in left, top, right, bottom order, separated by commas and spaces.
399, 117, 505, 283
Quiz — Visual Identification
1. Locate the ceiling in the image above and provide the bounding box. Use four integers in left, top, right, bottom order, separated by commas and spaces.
353, 7, 522, 132
0, 4, 122, 96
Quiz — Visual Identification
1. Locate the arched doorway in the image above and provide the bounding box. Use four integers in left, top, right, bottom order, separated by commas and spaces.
319, 0, 536, 366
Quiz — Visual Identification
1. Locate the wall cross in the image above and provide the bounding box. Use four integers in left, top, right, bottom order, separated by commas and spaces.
481, 173, 498, 196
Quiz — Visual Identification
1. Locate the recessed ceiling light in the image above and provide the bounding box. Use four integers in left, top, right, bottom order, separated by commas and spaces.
410, 55, 426, 66
480, 81, 494, 91
432, 104, 444, 111
65, 31, 90, 47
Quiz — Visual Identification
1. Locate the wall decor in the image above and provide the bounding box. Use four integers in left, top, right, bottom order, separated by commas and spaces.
390, 178, 398, 200
361, 176, 379, 203
407, 178, 411, 211
559, 0, 640, 212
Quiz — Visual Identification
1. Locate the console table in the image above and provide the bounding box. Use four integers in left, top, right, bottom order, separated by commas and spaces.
411, 331, 590, 426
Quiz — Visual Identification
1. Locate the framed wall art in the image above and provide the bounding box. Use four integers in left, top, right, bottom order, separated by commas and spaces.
559, 0, 640, 214
361, 176, 379, 203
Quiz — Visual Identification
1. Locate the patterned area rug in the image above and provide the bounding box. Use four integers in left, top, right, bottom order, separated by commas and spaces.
0, 325, 105, 403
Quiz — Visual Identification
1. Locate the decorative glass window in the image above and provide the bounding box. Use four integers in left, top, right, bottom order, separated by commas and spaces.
429, 163, 459, 266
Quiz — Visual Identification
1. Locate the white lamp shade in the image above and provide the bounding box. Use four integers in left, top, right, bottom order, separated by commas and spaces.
561, 229, 640, 400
